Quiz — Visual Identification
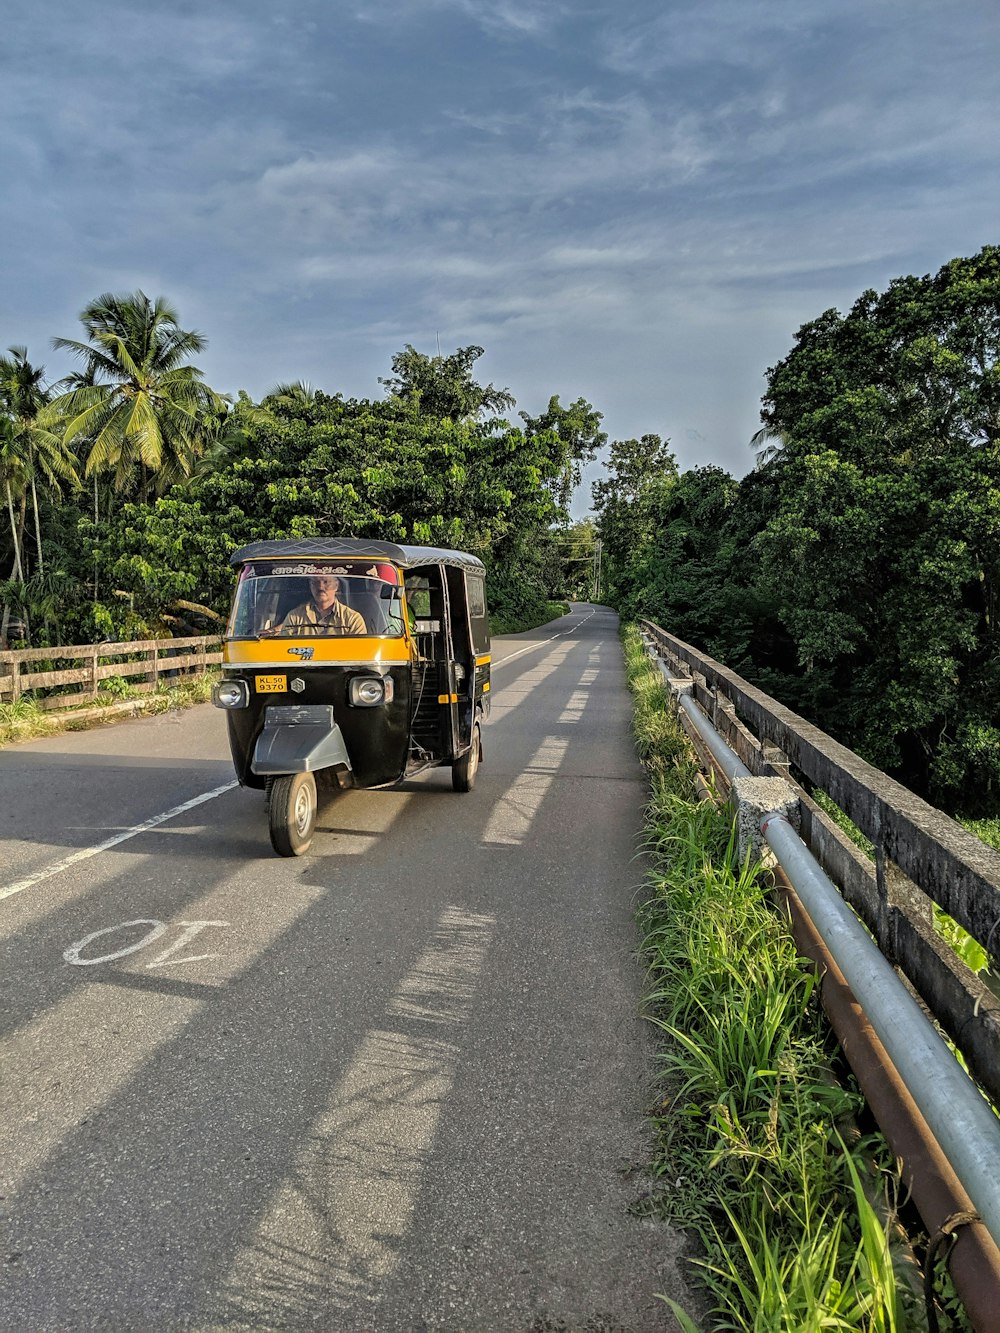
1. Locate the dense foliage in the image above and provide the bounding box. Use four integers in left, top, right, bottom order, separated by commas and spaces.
0, 308, 599, 644
595, 247, 1000, 816
7, 250, 998, 814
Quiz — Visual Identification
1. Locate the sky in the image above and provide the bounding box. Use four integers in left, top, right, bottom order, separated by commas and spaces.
2, 0, 999, 516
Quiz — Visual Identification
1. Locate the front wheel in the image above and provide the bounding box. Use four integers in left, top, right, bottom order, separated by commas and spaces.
268, 771, 317, 856
452, 723, 482, 792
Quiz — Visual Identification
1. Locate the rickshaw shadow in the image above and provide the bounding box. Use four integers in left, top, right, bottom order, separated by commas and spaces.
391, 777, 457, 797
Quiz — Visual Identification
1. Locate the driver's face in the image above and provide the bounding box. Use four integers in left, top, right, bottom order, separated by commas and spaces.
310, 576, 339, 609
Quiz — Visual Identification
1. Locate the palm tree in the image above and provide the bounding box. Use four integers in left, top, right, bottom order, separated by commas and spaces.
265, 380, 317, 407
750, 424, 790, 469
0, 416, 26, 580
0, 346, 79, 577
51, 291, 223, 496
0, 414, 29, 646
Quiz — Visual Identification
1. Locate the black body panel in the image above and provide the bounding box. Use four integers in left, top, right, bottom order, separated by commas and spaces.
224, 665, 411, 789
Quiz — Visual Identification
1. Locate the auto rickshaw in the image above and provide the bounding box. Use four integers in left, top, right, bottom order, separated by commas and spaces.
212, 538, 491, 856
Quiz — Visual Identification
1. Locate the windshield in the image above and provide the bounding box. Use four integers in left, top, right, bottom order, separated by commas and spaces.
228, 564, 406, 639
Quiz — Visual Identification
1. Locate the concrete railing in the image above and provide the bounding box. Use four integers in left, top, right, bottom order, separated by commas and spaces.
0, 636, 223, 712
640, 619, 1000, 1114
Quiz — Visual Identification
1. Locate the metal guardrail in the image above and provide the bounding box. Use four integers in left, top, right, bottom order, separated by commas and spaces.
641, 619, 1000, 1113
641, 620, 1000, 1325
0, 636, 223, 712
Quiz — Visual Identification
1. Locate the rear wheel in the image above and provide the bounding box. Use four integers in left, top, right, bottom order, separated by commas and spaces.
268, 771, 317, 856
452, 723, 482, 792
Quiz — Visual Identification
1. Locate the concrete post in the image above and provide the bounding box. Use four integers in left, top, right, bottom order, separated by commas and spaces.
733, 775, 800, 866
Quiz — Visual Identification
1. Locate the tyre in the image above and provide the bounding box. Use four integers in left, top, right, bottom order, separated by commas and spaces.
268, 771, 317, 856
452, 723, 482, 792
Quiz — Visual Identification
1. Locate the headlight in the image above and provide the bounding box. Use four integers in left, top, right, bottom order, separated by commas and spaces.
349, 675, 394, 707
212, 679, 249, 709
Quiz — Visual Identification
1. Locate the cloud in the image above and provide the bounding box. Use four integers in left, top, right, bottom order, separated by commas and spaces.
352, 0, 562, 37
2, 0, 999, 515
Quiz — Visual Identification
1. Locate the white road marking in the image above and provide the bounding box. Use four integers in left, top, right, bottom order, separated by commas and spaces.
492, 607, 597, 669
146, 920, 229, 968
0, 781, 238, 903
64, 919, 167, 966
63, 917, 229, 969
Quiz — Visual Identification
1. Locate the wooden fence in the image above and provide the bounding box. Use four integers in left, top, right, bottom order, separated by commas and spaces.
641, 618, 1000, 1113
0, 636, 223, 711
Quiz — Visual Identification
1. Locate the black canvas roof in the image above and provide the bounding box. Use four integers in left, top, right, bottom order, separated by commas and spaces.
229, 538, 486, 573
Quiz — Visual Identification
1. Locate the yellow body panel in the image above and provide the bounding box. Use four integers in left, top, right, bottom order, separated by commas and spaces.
224, 637, 412, 667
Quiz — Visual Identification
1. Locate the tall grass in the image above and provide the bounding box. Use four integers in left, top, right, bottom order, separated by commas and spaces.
621, 626, 962, 1332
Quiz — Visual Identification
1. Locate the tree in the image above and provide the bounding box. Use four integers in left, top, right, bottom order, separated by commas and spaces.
519, 395, 606, 517
735, 246, 1000, 807
51, 291, 223, 497
553, 517, 600, 599
760, 245, 1000, 468
380, 344, 515, 421
84, 384, 578, 636
0, 346, 79, 579
592, 433, 678, 613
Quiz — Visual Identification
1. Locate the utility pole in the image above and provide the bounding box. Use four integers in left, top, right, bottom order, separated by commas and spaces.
593, 539, 601, 602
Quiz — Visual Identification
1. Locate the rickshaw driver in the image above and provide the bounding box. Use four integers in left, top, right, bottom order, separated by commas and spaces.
266, 574, 367, 637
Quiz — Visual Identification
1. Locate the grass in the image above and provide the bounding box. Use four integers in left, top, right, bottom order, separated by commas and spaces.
621, 624, 967, 1332
960, 816, 1000, 853
0, 670, 219, 748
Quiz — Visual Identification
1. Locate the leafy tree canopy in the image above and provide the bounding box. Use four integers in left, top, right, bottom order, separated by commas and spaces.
87, 383, 582, 635
379, 344, 515, 421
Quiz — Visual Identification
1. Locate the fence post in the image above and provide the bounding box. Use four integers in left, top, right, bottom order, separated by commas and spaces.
196, 636, 206, 679
11, 654, 22, 704
876, 844, 934, 963
88, 646, 99, 700
150, 644, 160, 690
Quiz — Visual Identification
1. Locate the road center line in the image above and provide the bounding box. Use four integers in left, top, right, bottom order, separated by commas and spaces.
0, 781, 239, 903
492, 608, 597, 669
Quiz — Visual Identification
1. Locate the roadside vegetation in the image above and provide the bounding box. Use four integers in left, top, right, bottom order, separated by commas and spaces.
1, 301, 602, 654
492, 599, 570, 636
622, 625, 970, 1332
0, 670, 218, 747
596, 247, 1000, 829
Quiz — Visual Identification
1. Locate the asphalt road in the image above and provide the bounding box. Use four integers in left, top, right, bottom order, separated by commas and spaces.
0, 604, 693, 1331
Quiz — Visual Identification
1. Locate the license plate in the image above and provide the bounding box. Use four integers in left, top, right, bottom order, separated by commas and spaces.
255, 674, 287, 693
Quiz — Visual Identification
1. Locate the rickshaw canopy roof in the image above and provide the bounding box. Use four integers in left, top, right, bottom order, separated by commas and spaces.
229, 538, 486, 574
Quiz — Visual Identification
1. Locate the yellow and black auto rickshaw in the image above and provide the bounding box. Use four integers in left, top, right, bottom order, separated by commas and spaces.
212, 539, 491, 856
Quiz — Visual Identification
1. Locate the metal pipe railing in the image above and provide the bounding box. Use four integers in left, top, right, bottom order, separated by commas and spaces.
764, 811, 1000, 1252
651, 642, 1000, 1255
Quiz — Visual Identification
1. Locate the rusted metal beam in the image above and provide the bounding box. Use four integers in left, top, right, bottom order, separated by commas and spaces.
774, 868, 1000, 1333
